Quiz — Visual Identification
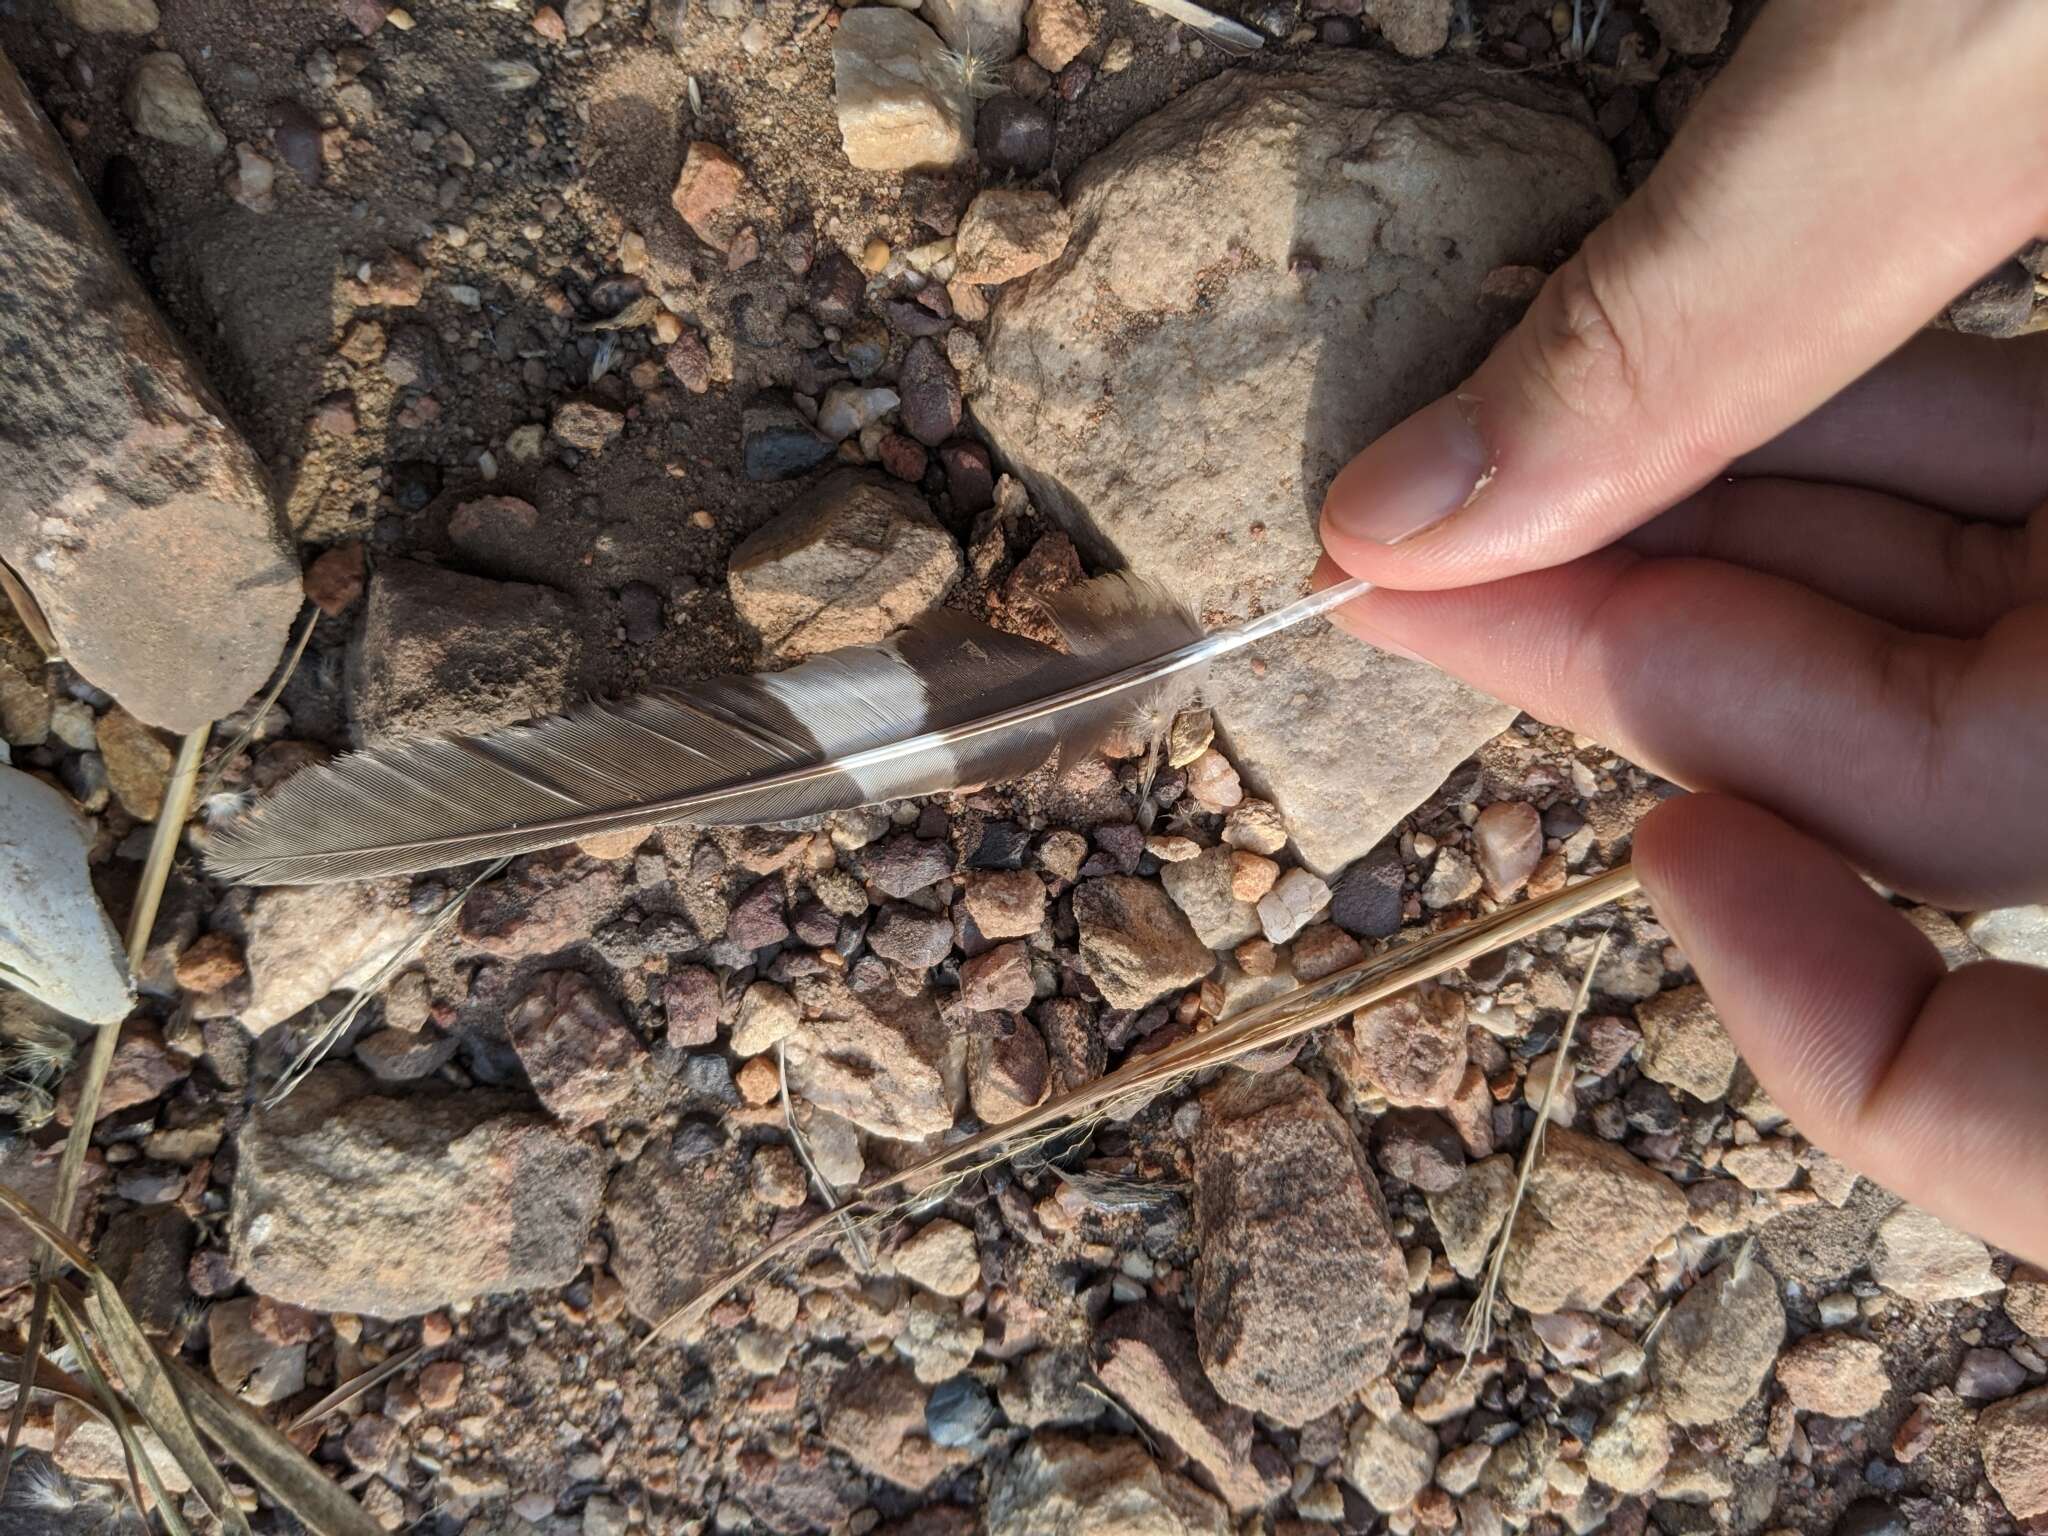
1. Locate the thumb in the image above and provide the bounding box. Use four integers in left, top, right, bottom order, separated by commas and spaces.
1321, 0, 2048, 591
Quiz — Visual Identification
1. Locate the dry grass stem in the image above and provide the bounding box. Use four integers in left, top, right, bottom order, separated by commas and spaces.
1460, 929, 1611, 1365
197, 602, 319, 810
778, 1040, 873, 1271
1, 723, 210, 1499
263, 856, 509, 1109
643, 865, 1641, 1347
287, 1344, 422, 1436
0, 560, 57, 659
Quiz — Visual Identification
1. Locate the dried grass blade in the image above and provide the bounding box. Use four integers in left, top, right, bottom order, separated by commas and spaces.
167, 1355, 386, 1536
1, 724, 210, 1498
0, 558, 58, 658
198, 604, 318, 809
1460, 930, 1610, 1363
285, 1345, 421, 1436
0, 1347, 105, 1414
644, 865, 1642, 1346
52, 1295, 189, 1536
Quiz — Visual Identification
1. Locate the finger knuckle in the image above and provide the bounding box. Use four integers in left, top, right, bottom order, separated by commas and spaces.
1515, 236, 1651, 431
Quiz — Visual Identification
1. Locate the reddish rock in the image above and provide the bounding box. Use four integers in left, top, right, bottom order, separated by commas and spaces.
57, 1024, 185, 1125
671, 141, 752, 252
505, 970, 645, 1129
174, 931, 247, 993
304, 542, 366, 614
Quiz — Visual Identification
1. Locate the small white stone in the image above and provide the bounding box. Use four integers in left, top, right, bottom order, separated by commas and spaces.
1255, 867, 1330, 943
832, 9, 973, 172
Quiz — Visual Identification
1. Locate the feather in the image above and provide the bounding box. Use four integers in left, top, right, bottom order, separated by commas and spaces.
206, 573, 1371, 886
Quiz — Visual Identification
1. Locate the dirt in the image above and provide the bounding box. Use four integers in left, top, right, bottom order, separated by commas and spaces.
0, 1, 2040, 1534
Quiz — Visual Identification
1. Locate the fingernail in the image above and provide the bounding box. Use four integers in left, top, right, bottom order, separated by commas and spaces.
1326, 393, 1491, 545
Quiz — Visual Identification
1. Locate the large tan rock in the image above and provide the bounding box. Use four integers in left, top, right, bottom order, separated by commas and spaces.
0, 52, 297, 733
1980, 1386, 2048, 1521
831, 8, 973, 173
977, 57, 1618, 871
988, 1434, 1230, 1536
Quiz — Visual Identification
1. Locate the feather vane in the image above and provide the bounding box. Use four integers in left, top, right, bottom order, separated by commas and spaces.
207, 573, 1368, 886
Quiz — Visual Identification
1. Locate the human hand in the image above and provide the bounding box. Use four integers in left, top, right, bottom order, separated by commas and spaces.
1315, 1, 2048, 1260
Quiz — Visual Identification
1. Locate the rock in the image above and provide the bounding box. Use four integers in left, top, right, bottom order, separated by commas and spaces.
824, 1360, 972, 1490
505, 970, 644, 1128
898, 337, 962, 446
92, 706, 172, 819
2007, 1264, 2048, 1337
1948, 260, 2036, 339
1499, 1128, 1686, 1313
1372, 1108, 1464, 1191
1870, 1205, 2003, 1303
926, 1375, 998, 1448
671, 141, 751, 252
731, 980, 800, 1056
605, 1131, 756, 1324
1653, 1250, 1786, 1426
1634, 984, 1737, 1102
1072, 876, 1215, 1008
56, 1023, 183, 1124
175, 931, 246, 994
1330, 846, 1405, 938
965, 869, 1046, 939
955, 189, 1074, 286
1024, 0, 1093, 70
1833, 1500, 1910, 1536
1343, 1409, 1438, 1512
923, 0, 1029, 56
1979, 1387, 2048, 1520
1958, 1347, 2029, 1401
727, 879, 791, 950
1420, 847, 1479, 908
0, 768, 132, 1023
208, 1295, 309, 1405
1585, 1396, 1669, 1495
1775, 1332, 1888, 1417
1, 56, 296, 732
229, 1067, 604, 1317
871, 904, 954, 967
1643, 0, 1730, 53
832, 9, 973, 172
1096, 1304, 1282, 1513
960, 942, 1035, 1012
662, 966, 722, 1046
977, 94, 1053, 174
1427, 1153, 1512, 1278
728, 470, 962, 659
58, 0, 159, 31
551, 399, 623, 453
1256, 867, 1330, 944
233, 881, 419, 1033
896, 1219, 980, 1297
124, 51, 226, 153
1478, 1422, 1557, 1520
819, 383, 901, 442
978, 60, 1617, 872
1160, 845, 1262, 949
987, 1434, 1230, 1536
305, 543, 366, 615
861, 834, 955, 898
999, 1347, 1099, 1428
784, 976, 954, 1140
743, 398, 837, 481
1962, 905, 2048, 967
1191, 1069, 1406, 1424
53, 1402, 193, 1495
1351, 982, 1466, 1106
348, 560, 581, 745
0, 1140, 105, 1291
356, 1027, 457, 1082
1363, 0, 1451, 56
968, 1015, 1050, 1120
1473, 801, 1542, 898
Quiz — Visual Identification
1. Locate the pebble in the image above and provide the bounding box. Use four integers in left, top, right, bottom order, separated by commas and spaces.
305, 542, 367, 614
926, 1376, 998, 1448
1222, 798, 1287, 855
95, 705, 172, 820
898, 337, 962, 446
665, 332, 712, 393
1073, 875, 1215, 1008
1500, 1128, 1686, 1313
505, 970, 645, 1130
977, 94, 1055, 175
1775, 1332, 1889, 1417
1870, 1205, 2003, 1303
731, 980, 800, 1055
832, 9, 973, 172
1025, 0, 1094, 70
1371, 1108, 1465, 1192
671, 141, 752, 252
964, 869, 1046, 939
1634, 983, 1738, 1102
959, 941, 1035, 1013
1426, 1153, 1512, 1279
861, 834, 956, 898
1956, 1347, 2028, 1401
663, 966, 722, 1046
1653, 1250, 1787, 1425
1255, 867, 1330, 944
1473, 800, 1542, 898
1585, 1395, 1670, 1495
1343, 1409, 1438, 1513
2007, 1264, 2048, 1337
1421, 847, 1480, 908
938, 440, 996, 511
1979, 1386, 2048, 1519
124, 52, 226, 154
742, 400, 836, 481
817, 383, 900, 442
1161, 844, 1261, 948
1329, 846, 1405, 938
1230, 850, 1279, 903
1351, 983, 1467, 1107
895, 1219, 980, 1297
953, 189, 1075, 285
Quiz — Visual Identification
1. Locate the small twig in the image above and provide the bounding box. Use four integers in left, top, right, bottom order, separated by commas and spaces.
1461, 930, 1611, 1365
778, 1041, 873, 1271
0, 724, 210, 1501
261, 857, 509, 1110
286, 1345, 422, 1435
197, 602, 318, 810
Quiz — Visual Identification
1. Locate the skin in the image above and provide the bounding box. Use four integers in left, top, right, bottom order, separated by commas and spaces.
1316, 0, 2048, 1261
